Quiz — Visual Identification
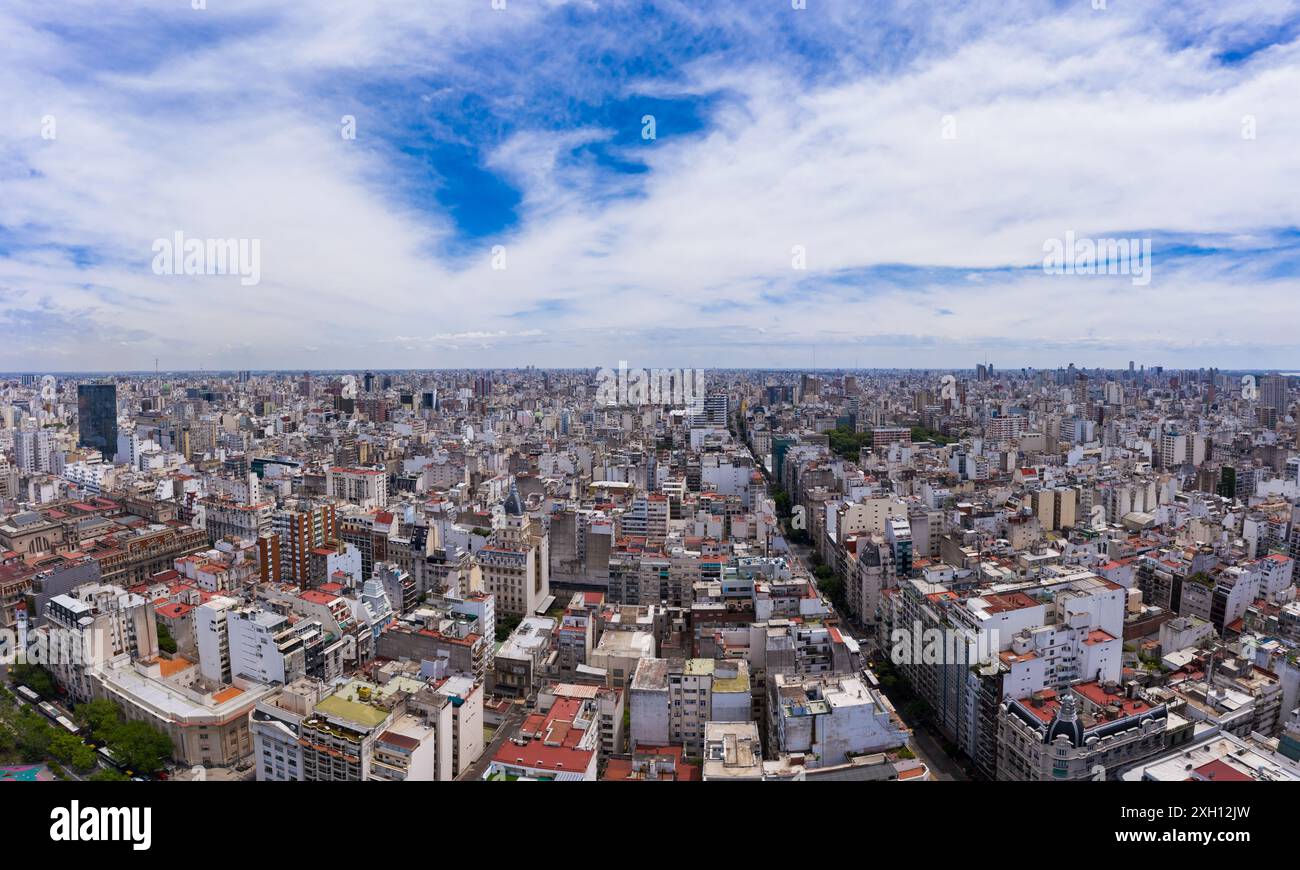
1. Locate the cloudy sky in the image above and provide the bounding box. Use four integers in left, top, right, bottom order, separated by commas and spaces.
2, 0, 1300, 373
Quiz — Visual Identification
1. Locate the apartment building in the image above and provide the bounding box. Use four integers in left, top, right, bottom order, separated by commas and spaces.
629, 657, 751, 757
198, 498, 273, 546
1122, 731, 1300, 781
43, 581, 160, 702
880, 570, 1126, 777
267, 498, 338, 585
701, 720, 765, 781
375, 605, 489, 683
589, 629, 655, 690
252, 676, 453, 781
326, 466, 389, 509
768, 671, 910, 767
483, 694, 601, 781
998, 682, 1190, 781
492, 615, 556, 696
538, 681, 626, 761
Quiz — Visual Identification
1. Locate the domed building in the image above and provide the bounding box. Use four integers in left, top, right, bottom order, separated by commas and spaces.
477, 480, 551, 619
502, 482, 525, 517
996, 681, 1185, 781
1044, 691, 1085, 748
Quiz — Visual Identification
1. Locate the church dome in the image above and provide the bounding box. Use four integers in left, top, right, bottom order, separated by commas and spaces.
1045, 691, 1085, 747
503, 483, 525, 516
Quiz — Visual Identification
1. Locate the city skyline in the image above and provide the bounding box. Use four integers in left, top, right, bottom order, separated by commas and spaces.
2, 0, 1300, 810
5, 364, 1300, 376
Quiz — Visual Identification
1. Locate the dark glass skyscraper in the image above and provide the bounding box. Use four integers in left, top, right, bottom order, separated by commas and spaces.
77, 383, 118, 458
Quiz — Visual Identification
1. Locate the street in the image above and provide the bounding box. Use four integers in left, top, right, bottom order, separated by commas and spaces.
459, 701, 524, 781
739, 426, 972, 781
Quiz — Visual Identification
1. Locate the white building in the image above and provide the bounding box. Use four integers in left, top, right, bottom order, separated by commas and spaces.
770, 671, 910, 767
195, 596, 240, 685
629, 657, 751, 756
326, 466, 389, 509
62, 460, 115, 495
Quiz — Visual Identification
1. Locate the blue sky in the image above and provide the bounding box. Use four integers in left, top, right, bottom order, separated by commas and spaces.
3, 0, 1300, 371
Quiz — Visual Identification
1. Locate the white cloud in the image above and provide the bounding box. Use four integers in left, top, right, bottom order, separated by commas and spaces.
2, 1, 1300, 370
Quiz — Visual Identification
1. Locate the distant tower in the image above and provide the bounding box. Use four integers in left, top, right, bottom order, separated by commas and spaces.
77, 383, 118, 458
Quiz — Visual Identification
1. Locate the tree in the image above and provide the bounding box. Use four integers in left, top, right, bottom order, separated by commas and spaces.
495, 614, 522, 643
11, 663, 56, 698
156, 620, 178, 654
14, 712, 52, 763
70, 744, 97, 773
910, 425, 957, 446
89, 768, 130, 782
109, 720, 174, 773
827, 426, 871, 460
811, 564, 846, 611
77, 698, 122, 741
48, 730, 83, 765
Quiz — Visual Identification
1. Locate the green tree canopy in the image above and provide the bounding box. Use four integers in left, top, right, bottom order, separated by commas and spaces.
108, 720, 174, 773
47, 730, 83, 765
77, 698, 123, 740
156, 620, 178, 654
827, 426, 871, 460
89, 768, 130, 782
70, 743, 98, 773
11, 664, 56, 698
14, 711, 52, 763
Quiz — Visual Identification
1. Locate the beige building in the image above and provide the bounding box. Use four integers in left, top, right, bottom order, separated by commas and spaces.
589, 629, 655, 690
93, 658, 272, 768
43, 581, 160, 702
477, 484, 550, 618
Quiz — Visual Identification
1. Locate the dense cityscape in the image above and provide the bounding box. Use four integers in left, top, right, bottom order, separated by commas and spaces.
1, 364, 1298, 787
1, 0, 1296, 850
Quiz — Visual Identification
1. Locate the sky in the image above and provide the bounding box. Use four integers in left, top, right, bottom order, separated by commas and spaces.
2, 0, 1300, 373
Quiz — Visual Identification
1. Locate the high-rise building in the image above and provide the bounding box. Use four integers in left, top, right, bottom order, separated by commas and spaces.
1261, 374, 1288, 411
196, 596, 239, 685
693, 392, 728, 428
77, 383, 118, 458
269, 500, 339, 586
13, 428, 57, 473
326, 466, 389, 509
